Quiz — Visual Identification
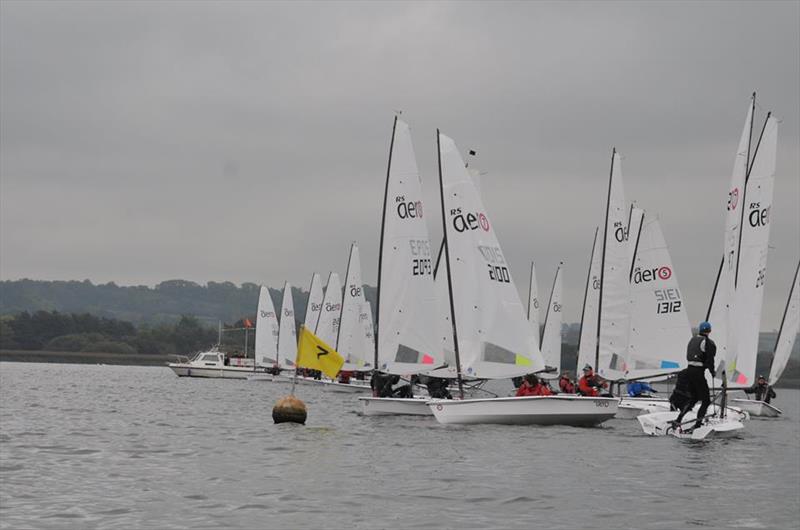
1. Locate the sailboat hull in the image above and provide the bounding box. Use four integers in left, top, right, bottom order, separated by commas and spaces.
730, 398, 782, 417
319, 380, 372, 394
427, 395, 618, 426
359, 397, 434, 416
616, 397, 671, 419
637, 410, 744, 439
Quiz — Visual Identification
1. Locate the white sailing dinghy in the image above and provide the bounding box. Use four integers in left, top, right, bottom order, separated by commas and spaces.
277, 282, 298, 371
310, 270, 370, 393
617, 213, 691, 418
426, 131, 617, 425
594, 149, 633, 380
639, 96, 777, 437
337, 243, 374, 373
323, 242, 373, 393
249, 282, 298, 382
359, 117, 444, 416
732, 260, 798, 417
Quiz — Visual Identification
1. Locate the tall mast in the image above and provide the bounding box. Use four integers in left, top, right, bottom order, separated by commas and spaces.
595, 148, 616, 371
705, 256, 724, 321
577, 227, 599, 357
437, 129, 465, 399
374, 116, 397, 371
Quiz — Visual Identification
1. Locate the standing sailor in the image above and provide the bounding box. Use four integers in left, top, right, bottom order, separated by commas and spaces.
672, 321, 716, 431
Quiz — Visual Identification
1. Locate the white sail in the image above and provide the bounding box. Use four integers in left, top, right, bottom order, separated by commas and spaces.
303, 273, 324, 330
769, 261, 800, 385
528, 262, 541, 352
276, 281, 297, 369
360, 301, 375, 369
540, 263, 563, 375
438, 131, 543, 378
338, 242, 371, 371
626, 215, 691, 377
376, 118, 441, 374
597, 150, 631, 377
727, 114, 778, 386
430, 240, 458, 378
315, 272, 342, 348
254, 286, 279, 366
577, 228, 601, 375
708, 98, 755, 371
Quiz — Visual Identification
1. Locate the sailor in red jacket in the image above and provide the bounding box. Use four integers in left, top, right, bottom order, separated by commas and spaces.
515, 374, 553, 397
578, 364, 608, 397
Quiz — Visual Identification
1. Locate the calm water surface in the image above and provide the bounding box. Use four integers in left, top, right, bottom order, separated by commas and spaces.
1, 362, 798, 529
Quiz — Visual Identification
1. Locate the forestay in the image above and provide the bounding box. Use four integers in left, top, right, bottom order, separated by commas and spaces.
438, 131, 543, 378
315, 272, 343, 349
626, 215, 690, 378
540, 264, 563, 375
338, 243, 372, 371
254, 286, 280, 367
277, 281, 297, 369
769, 261, 800, 385
376, 118, 441, 374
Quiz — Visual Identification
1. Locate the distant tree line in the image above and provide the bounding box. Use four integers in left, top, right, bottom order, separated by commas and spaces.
0, 278, 377, 328
0, 311, 220, 355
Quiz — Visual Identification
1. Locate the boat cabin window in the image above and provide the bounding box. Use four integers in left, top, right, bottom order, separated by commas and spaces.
201, 354, 219, 362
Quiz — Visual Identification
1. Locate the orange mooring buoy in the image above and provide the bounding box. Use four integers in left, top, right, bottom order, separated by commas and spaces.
272, 395, 307, 424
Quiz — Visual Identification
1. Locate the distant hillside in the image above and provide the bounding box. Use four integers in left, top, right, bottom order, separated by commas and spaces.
0, 279, 377, 328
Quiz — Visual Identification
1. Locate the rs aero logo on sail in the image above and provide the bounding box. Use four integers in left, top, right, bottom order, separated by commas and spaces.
632, 266, 672, 284
396, 195, 423, 219
450, 207, 490, 233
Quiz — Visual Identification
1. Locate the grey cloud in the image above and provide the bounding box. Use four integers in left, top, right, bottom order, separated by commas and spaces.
1, 0, 797, 329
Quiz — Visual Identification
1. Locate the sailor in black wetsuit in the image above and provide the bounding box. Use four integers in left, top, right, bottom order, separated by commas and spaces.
673, 321, 716, 431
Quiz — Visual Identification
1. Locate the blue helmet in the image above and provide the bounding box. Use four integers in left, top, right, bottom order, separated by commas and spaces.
698, 321, 712, 334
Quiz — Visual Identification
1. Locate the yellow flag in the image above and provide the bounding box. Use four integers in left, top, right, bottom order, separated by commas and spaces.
296, 325, 345, 379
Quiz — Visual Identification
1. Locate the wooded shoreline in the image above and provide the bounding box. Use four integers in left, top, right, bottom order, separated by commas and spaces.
2, 349, 798, 390
0, 349, 175, 366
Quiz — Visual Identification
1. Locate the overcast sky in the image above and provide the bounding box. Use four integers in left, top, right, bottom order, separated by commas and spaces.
1, 1, 798, 329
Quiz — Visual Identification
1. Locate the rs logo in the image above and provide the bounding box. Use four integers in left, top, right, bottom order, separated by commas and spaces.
748, 203, 770, 228
450, 208, 490, 233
